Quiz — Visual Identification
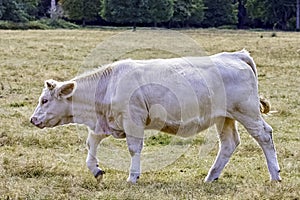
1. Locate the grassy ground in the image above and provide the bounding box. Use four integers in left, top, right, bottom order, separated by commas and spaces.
0, 28, 299, 199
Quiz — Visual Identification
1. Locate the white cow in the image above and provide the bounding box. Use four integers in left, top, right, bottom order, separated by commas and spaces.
30, 50, 281, 183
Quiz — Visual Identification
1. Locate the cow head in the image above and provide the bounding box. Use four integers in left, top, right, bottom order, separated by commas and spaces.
30, 79, 77, 129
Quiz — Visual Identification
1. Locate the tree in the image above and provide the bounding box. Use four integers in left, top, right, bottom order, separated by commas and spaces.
246, 0, 271, 28
101, 0, 173, 30
188, 0, 205, 26
202, 0, 237, 27
36, 0, 62, 19
101, 0, 147, 30
61, 0, 101, 26
170, 0, 204, 27
19, 0, 40, 19
49, 0, 56, 19
0, 1, 4, 19
297, 0, 299, 30
147, 0, 174, 27
36, 0, 51, 17
0, 0, 32, 22
236, 0, 248, 28
271, 0, 296, 30
171, 0, 192, 27
246, 0, 296, 30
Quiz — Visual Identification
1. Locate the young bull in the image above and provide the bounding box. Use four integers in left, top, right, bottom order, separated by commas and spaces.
30, 50, 281, 183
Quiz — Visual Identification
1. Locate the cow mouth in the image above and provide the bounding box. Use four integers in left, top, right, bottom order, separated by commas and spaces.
31, 118, 45, 129
34, 120, 60, 129
45, 118, 62, 128
35, 122, 46, 129
31, 116, 69, 129
31, 119, 50, 129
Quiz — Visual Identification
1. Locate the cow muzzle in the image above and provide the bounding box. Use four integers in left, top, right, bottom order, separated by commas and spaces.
30, 117, 44, 128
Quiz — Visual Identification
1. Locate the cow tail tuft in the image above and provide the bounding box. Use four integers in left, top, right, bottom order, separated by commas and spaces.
260, 96, 271, 114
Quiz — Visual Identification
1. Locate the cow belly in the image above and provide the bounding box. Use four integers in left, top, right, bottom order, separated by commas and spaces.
145, 116, 213, 137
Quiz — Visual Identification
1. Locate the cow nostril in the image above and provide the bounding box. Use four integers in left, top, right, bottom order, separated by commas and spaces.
30, 117, 37, 124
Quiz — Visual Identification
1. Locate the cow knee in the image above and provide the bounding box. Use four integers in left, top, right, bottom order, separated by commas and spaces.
254, 130, 273, 145
126, 136, 143, 156
128, 143, 142, 157
264, 122, 273, 138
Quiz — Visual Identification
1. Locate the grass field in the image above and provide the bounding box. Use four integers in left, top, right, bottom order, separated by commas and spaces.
0, 28, 299, 199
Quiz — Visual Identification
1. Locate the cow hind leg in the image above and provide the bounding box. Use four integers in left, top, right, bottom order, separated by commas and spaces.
86, 130, 108, 182
233, 103, 281, 181
205, 117, 240, 182
257, 120, 281, 181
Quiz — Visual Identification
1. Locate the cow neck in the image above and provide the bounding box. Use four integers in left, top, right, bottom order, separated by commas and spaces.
71, 70, 102, 131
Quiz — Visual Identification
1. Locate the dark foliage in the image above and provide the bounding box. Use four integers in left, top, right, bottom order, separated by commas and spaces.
0, 0, 298, 30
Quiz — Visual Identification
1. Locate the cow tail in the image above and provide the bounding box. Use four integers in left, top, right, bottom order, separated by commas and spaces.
260, 96, 271, 114
238, 50, 269, 114
239, 49, 257, 77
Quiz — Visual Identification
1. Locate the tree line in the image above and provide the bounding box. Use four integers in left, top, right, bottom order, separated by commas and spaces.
0, 0, 298, 30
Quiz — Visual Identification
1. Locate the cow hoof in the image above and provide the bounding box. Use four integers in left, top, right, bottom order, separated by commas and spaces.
95, 170, 105, 182
271, 177, 282, 183
270, 173, 281, 183
204, 176, 219, 183
127, 174, 140, 184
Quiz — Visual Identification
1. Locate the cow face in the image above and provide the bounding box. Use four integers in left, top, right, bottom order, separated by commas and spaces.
30, 79, 77, 129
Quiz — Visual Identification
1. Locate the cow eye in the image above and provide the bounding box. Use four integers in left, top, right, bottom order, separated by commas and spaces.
41, 99, 48, 104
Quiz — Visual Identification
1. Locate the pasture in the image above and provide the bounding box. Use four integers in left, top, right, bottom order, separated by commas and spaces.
0, 28, 299, 199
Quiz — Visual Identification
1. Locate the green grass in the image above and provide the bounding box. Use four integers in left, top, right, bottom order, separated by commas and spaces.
0, 19, 80, 30
0, 28, 299, 199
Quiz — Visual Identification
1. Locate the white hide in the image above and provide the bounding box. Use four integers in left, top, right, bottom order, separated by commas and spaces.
31, 50, 281, 183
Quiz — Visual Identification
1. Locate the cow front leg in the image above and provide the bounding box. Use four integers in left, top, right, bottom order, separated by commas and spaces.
126, 135, 144, 184
86, 130, 108, 182
205, 118, 240, 182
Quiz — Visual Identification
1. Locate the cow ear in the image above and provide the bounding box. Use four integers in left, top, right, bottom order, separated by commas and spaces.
56, 81, 77, 99
45, 79, 57, 90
